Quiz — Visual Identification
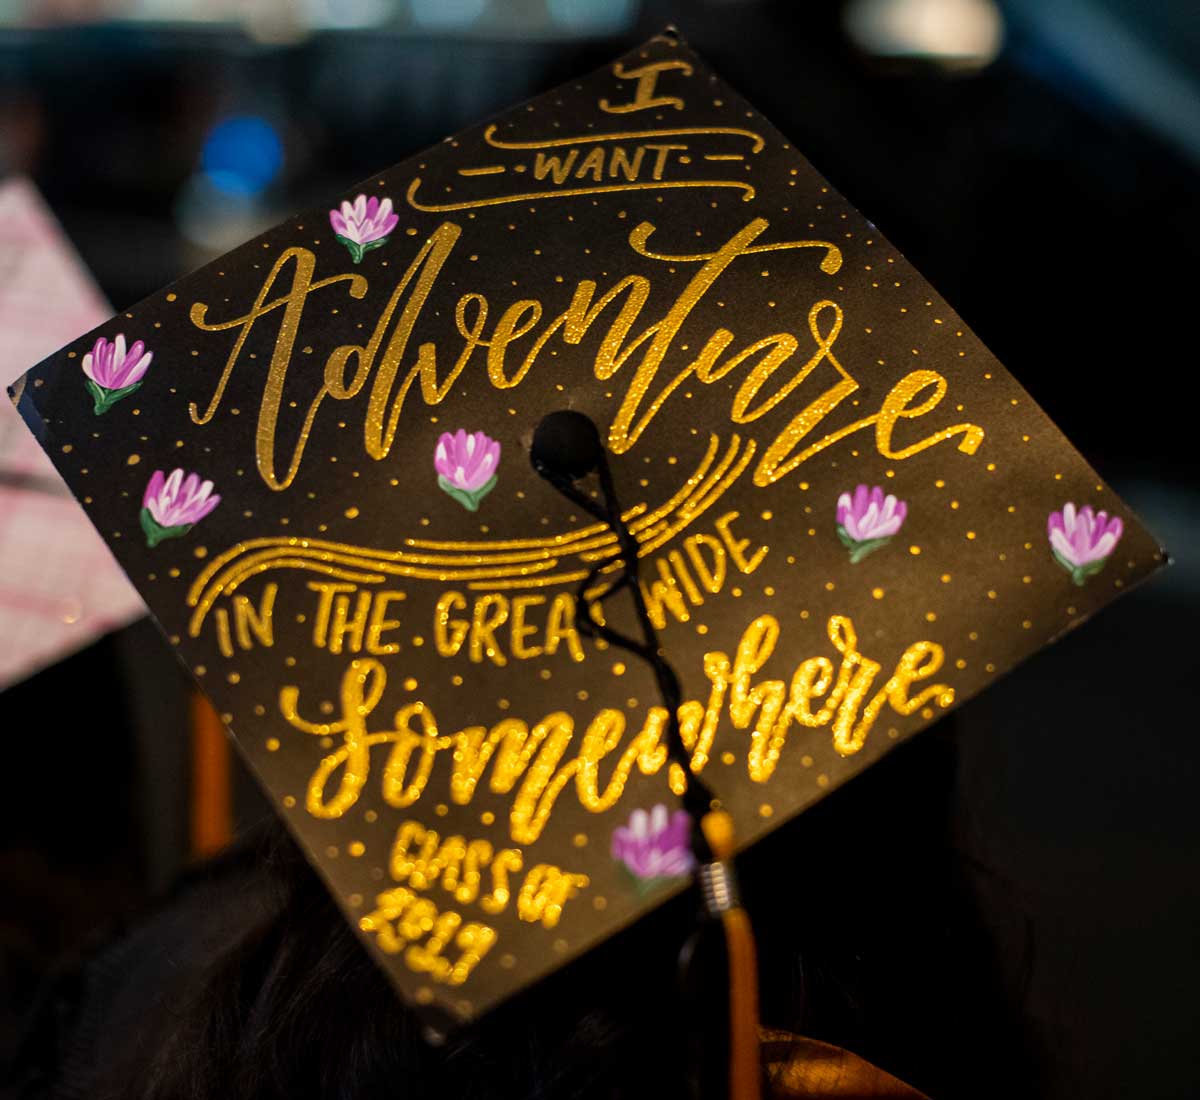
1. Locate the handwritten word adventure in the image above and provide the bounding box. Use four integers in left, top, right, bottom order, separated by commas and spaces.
188, 218, 984, 491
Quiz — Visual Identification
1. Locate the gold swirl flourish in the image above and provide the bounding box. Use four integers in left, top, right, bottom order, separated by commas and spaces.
187, 435, 749, 636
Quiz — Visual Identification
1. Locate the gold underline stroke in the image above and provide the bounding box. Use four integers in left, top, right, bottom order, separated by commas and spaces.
188, 437, 721, 602
405, 177, 756, 213
188, 435, 736, 631
628, 223, 842, 272
457, 166, 507, 176
466, 446, 753, 591
194, 439, 726, 617
577, 435, 742, 563
482, 123, 766, 154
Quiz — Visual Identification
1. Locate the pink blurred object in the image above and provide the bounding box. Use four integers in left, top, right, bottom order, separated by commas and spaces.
0, 177, 145, 690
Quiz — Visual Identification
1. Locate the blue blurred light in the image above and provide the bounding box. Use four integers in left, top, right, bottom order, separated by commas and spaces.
201, 116, 284, 198
410, 0, 486, 29
547, 0, 637, 34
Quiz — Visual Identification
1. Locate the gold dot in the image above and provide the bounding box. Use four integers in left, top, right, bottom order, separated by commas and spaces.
824, 581, 835, 591
612, 662, 626, 676
758, 803, 774, 818
194, 665, 206, 676
193, 546, 208, 559
435, 804, 448, 816
344, 506, 359, 519
909, 545, 921, 555
412, 636, 424, 647
348, 841, 366, 857
415, 988, 434, 1005
266, 737, 280, 752
166, 292, 177, 302
816, 774, 830, 788
572, 833, 588, 848
499, 954, 517, 969
925, 611, 937, 622
403, 677, 418, 691
872, 587, 885, 599
987, 590, 997, 600
126, 453, 140, 465
227, 671, 240, 684
481, 811, 495, 826
592, 896, 608, 911
1022, 620, 1032, 630
761, 510, 773, 521
282, 795, 296, 808
61, 444, 73, 454
721, 751, 736, 765
966, 531, 976, 540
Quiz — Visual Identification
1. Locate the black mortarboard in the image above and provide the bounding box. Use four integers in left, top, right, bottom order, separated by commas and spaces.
10, 30, 1164, 1092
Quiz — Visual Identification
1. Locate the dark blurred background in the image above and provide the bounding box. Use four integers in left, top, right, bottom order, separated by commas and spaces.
0, 2, 1197, 1098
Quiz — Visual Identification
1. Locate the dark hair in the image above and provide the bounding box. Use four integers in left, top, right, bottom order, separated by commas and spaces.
8, 725, 1043, 1100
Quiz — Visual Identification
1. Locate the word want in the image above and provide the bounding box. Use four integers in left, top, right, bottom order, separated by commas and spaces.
282, 612, 955, 844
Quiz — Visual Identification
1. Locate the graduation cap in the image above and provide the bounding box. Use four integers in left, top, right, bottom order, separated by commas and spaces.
10, 29, 1165, 1099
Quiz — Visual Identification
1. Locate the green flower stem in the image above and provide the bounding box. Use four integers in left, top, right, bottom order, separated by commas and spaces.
335, 234, 389, 264
438, 474, 498, 512
140, 508, 194, 548
87, 378, 142, 415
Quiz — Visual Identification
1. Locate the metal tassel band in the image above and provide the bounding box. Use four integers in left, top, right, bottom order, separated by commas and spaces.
698, 858, 741, 915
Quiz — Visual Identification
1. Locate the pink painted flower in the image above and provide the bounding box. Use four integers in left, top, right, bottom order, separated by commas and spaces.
1048, 502, 1123, 585
329, 193, 399, 263
435, 430, 501, 511
836, 484, 908, 563
81, 334, 152, 414
140, 468, 221, 547
612, 804, 695, 885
